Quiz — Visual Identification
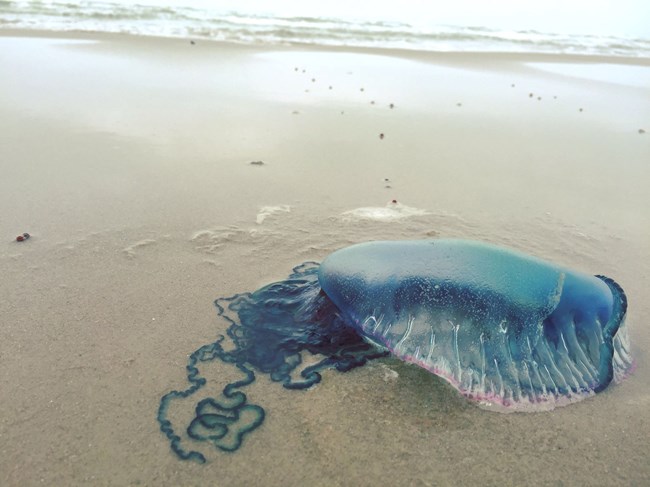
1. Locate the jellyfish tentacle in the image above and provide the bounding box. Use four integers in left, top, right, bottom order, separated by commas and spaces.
159, 262, 385, 462
186, 363, 265, 453
157, 338, 230, 464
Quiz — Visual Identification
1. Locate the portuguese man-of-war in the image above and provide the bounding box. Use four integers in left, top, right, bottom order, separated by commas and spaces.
158, 239, 633, 462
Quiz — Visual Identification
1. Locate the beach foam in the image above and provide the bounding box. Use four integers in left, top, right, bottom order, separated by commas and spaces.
256, 205, 291, 224
341, 201, 429, 222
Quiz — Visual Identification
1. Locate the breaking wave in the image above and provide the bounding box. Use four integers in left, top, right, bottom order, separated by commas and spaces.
1, 1, 648, 57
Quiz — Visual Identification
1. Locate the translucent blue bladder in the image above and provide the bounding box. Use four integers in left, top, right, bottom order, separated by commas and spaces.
158, 239, 633, 462
319, 240, 632, 411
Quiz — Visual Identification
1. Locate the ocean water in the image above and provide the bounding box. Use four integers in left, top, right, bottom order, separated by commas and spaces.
1, 0, 649, 57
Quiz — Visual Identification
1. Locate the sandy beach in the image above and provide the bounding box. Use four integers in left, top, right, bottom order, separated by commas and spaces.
1, 31, 649, 485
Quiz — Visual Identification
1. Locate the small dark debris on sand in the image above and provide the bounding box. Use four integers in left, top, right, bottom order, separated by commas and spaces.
16, 232, 30, 242
389, 103, 394, 109
190, 40, 195, 45
639, 129, 646, 134
250, 161, 265, 166
379, 133, 385, 139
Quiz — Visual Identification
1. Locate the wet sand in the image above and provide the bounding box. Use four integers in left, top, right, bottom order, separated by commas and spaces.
1, 31, 649, 485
